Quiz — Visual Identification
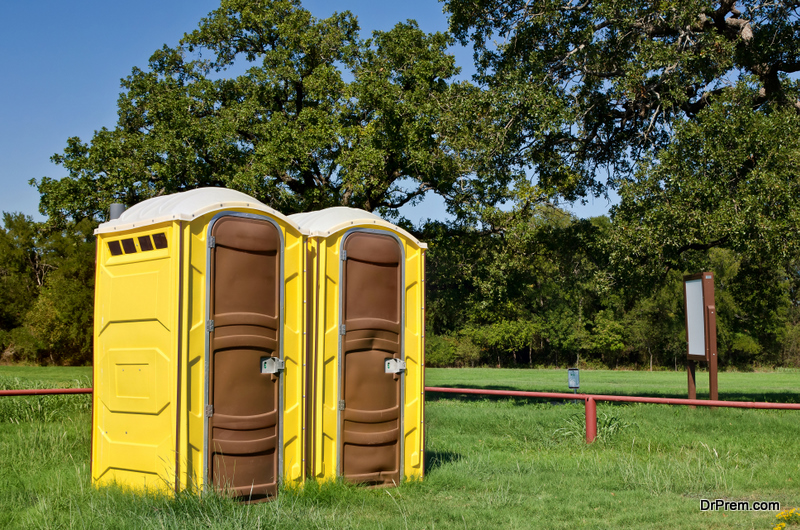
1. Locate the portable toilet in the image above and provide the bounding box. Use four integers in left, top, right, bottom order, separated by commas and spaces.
92, 188, 307, 499
290, 207, 426, 486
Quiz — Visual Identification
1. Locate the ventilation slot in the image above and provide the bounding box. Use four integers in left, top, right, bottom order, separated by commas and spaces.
108, 240, 123, 256
121, 239, 137, 254
138, 235, 154, 251
152, 233, 168, 249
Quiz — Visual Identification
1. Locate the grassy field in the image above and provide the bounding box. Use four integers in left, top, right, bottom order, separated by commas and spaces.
0, 365, 92, 387
426, 366, 800, 402
0, 366, 798, 529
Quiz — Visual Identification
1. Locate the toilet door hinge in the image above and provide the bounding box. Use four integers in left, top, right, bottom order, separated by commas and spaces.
338, 400, 346, 411
208, 236, 215, 248
340, 324, 346, 335
341, 250, 347, 261
206, 320, 214, 332
205, 405, 213, 418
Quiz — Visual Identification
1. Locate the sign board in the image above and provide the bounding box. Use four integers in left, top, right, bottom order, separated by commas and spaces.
567, 368, 580, 389
684, 278, 706, 359
682, 271, 719, 401
683, 272, 717, 361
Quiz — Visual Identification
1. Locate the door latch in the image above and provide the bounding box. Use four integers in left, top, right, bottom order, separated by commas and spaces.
261, 357, 285, 374
384, 358, 406, 374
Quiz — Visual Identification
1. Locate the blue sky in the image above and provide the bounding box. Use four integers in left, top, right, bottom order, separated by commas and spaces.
0, 0, 614, 224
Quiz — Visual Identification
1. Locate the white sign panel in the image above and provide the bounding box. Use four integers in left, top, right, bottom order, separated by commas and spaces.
567, 368, 580, 389
685, 279, 706, 358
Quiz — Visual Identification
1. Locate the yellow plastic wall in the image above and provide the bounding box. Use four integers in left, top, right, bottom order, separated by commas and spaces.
92, 222, 181, 492
308, 227, 425, 482
403, 241, 425, 480
93, 210, 306, 494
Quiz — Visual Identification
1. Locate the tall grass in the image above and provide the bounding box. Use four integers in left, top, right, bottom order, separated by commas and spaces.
0, 373, 91, 424
0, 367, 797, 528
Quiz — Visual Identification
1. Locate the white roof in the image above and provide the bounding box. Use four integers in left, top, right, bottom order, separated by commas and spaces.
95, 187, 299, 234
289, 207, 426, 247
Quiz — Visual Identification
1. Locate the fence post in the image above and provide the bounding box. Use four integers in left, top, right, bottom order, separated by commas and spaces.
585, 397, 597, 443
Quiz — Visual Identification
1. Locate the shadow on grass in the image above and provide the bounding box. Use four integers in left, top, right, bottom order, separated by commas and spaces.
425, 384, 800, 405
424, 450, 462, 474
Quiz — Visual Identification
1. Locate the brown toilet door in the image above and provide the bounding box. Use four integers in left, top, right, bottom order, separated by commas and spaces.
339, 231, 403, 485
206, 215, 282, 499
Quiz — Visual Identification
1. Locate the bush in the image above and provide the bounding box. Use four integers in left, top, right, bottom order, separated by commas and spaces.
453, 335, 481, 367
425, 333, 456, 367
425, 333, 482, 367
780, 322, 800, 368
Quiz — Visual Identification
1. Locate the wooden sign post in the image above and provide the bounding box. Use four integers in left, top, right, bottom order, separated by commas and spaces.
683, 272, 718, 404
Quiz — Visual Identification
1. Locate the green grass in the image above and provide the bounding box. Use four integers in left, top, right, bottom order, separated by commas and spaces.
1, 366, 798, 528
0, 366, 92, 425
0, 365, 92, 387
425, 367, 800, 402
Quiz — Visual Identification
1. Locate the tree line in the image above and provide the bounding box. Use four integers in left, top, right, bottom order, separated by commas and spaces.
423, 207, 800, 369
0, 215, 94, 365
3, 0, 800, 367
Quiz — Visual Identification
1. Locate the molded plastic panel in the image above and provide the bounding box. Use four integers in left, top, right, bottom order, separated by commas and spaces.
181, 209, 306, 493
302, 218, 424, 484
92, 225, 178, 491
208, 216, 281, 499
340, 232, 402, 485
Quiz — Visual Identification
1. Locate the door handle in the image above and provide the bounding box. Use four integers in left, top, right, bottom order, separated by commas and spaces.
384, 358, 406, 374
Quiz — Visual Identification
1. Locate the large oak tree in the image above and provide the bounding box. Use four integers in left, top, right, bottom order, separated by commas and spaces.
444, 0, 800, 272
35, 0, 470, 224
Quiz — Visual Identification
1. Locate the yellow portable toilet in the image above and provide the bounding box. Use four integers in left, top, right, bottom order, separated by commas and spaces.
92, 188, 307, 499
290, 207, 426, 486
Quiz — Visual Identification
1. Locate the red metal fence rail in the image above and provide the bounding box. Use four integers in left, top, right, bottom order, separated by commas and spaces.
4, 386, 798, 445
0, 388, 92, 396
424, 386, 800, 443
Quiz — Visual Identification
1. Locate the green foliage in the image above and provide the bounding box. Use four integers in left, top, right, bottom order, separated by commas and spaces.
425, 333, 482, 368
0, 215, 95, 365
14, 0, 800, 370
444, 0, 800, 207
0, 213, 46, 332
425, 209, 800, 369
23, 220, 95, 365
585, 310, 625, 365
780, 321, 800, 368
36, 0, 468, 225
439, 1, 800, 358
425, 333, 457, 368
465, 319, 538, 366
622, 270, 687, 369
612, 87, 800, 280
425, 207, 622, 367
